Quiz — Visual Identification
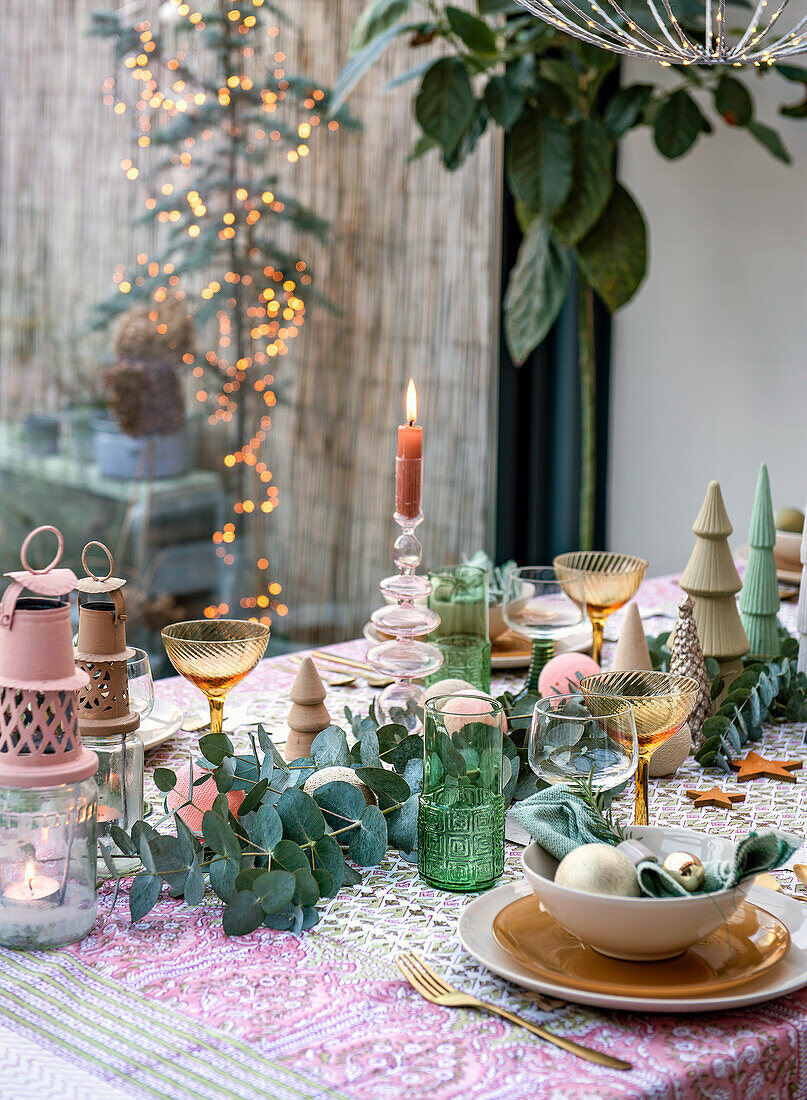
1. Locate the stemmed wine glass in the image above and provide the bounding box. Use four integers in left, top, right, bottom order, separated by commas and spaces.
529, 693, 638, 794
162, 619, 271, 736
553, 551, 648, 665
127, 647, 155, 723
503, 566, 585, 701
581, 670, 698, 825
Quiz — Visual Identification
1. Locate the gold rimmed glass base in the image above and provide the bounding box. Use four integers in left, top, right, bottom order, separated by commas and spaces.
162, 619, 271, 735
580, 670, 698, 825
553, 551, 648, 664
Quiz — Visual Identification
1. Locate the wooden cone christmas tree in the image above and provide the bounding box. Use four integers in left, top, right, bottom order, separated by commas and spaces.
680, 481, 749, 689
739, 464, 780, 657
286, 657, 330, 762
610, 601, 653, 671
669, 595, 712, 750
799, 498, 807, 675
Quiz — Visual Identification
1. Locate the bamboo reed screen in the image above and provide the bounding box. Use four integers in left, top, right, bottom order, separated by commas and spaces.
0, 0, 499, 644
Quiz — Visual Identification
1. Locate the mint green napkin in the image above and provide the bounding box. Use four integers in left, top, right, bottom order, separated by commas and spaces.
509, 784, 617, 861
637, 830, 802, 897
510, 784, 802, 897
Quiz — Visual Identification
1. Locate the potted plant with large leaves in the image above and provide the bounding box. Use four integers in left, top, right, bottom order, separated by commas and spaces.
332, 0, 807, 545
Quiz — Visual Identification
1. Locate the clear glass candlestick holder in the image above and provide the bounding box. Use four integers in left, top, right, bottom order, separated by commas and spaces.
368, 511, 443, 729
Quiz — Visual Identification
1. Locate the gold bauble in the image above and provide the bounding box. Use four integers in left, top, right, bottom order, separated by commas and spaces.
661, 851, 705, 892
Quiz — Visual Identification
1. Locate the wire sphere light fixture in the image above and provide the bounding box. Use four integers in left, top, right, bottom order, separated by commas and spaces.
514, 0, 807, 64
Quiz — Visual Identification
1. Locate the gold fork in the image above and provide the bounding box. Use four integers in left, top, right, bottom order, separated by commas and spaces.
395, 952, 631, 1072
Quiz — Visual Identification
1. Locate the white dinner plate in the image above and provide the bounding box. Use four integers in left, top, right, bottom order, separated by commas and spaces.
362, 622, 593, 670
138, 699, 183, 751
458, 880, 807, 1013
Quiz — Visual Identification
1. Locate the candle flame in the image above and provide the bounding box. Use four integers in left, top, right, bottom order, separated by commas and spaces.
24, 862, 34, 895
406, 378, 417, 425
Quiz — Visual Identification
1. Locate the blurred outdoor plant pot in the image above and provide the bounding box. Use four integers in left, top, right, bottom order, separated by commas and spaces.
93, 416, 189, 480
22, 414, 60, 456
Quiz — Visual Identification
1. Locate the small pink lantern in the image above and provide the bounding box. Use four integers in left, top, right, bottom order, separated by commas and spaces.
0, 526, 99, 948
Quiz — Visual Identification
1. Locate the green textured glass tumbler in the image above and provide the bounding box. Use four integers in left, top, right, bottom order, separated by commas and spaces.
418, 693, 505, 892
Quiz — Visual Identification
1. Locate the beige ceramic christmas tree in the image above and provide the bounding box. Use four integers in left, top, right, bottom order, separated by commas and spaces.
610, 602, 652, 671
286, 657, 330, 762
680, 481, 749, 689
669, 595, 712, 750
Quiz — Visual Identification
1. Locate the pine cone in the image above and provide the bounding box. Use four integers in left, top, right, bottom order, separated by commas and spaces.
669, 595, 713, 748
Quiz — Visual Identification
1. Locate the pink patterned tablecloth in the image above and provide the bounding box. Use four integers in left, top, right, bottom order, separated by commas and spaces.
2, 574, 807, 1100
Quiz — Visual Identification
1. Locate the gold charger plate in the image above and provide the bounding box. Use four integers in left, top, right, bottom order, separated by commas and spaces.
492, 896, 789, 999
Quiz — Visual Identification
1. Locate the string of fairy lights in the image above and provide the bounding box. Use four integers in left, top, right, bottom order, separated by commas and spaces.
101, 0, 340, 628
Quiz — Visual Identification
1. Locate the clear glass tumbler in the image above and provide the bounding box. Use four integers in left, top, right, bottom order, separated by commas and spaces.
418, 693, 505, 892
82, 730, 144, 844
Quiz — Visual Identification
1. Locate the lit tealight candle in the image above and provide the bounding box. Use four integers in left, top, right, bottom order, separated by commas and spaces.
3, 861, 60, 908
395, 379, 423, 520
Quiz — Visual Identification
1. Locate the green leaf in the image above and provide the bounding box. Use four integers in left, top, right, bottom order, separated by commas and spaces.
774, 63, 807, 82
478, 0, 522, 11
653, 90, 711, 159
213, 756, 236, 793
393, 734, 423, 774
387, 792, 418, 852
446, 6, 497, 54
241, 802, 283, 854
503, 218, 571, 364
407, 133, 439, 162
311, 725, 351, 769
276, 788, 326, 845
223, 891, 264, 936
603, 84, 653, 138
575, 183, 647, 313
748, 120, 792, 164
507, 106, 573, 215
483, 75, 523, 129
354, 767, 410, 803
349, 0, 413, 54
253, 869, 297, 914
330, 23, 417, 115
715, 76, 752, 126
238, 777, 269, 817
348, 805, 388, 865
359, 726, 381, 768
130, 873, 161, 923
263, 903, 303, 932
312, 834, 345, 896
312, 780, 366, 841
202, 811, 241, 860
199, 732, 234, 766
153, 768, 177, 793
209, 855, 240, 903
415, 59, 475, 152
552, 119, 613, 246
183, 858, 205, 906
110, 824, 138, 858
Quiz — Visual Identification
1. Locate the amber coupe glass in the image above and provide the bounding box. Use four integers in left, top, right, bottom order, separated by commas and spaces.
581, 671, 698, 826
553, 551, 648, 664
162, 619, 270, 735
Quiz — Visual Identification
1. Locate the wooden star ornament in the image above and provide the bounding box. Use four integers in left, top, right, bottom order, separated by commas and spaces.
731, 751, 803, 782
686, 786, 746, 810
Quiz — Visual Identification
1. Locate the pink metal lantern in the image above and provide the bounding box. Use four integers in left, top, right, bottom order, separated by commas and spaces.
0, 526, 99, 948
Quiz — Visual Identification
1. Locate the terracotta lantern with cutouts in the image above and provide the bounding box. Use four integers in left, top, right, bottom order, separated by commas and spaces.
75, 542, 143, 851
0, 526, 99, 948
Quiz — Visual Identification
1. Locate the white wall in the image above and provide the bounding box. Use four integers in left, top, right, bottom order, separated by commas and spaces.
608, 61, 807, 575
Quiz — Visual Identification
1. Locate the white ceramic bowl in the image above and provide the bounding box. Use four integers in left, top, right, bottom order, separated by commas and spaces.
521, 825, 753, 961
775, 529, 802, 567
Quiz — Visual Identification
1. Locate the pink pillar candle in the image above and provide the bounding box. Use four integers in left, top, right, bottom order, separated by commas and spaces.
395, 379, 422, 519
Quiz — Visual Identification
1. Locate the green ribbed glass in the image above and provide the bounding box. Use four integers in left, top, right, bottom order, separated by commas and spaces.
426, 565, 491, 692
417, 693, 505, 892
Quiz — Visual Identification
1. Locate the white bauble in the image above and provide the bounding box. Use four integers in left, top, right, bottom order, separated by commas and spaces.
555, 843, 640, 897
419, 679, 477, 706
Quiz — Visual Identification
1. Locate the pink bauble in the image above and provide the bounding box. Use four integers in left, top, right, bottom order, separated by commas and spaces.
440, 690, 507, 735
538, 652, 601, 697
165, 763, 245, 837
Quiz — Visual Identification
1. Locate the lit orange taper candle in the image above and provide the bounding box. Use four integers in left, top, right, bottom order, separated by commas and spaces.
396, 379, 422, 519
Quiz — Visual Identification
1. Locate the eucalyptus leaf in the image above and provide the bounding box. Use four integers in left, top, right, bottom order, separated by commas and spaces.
348, 804, 388, 865
302, 907, 319, 931
387, 793, 418, 852
183, 857, 205, 906
202, 811, 241, 860
213, 756, 236, 793
276, 787, 326, 845
241, 802, 283, 855
311, 725, 351, 768
110, 824, 138, 858
393, 734, 423, 774
253, 869, 297, 914
223, 890, 265, 936
199, 732, 234, 767
402, 757, 424, 794
354, 767, 410, 803
153, 768, 177, 793
359, 726, 381, 768
262, 903, 303, 932
312, 834, 345, 894
238, 777, 270, 816
130, 872, 161, 923
312, 780, 367, 840
209, 855, 240, 903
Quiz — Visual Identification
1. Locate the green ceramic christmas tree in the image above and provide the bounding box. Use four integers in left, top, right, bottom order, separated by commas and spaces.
739, 464, 780, 656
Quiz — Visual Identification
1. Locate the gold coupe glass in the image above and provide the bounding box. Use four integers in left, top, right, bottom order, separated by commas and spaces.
553, 551, 648, 664
580, 671, 698, 826
162, 619, 271, 735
